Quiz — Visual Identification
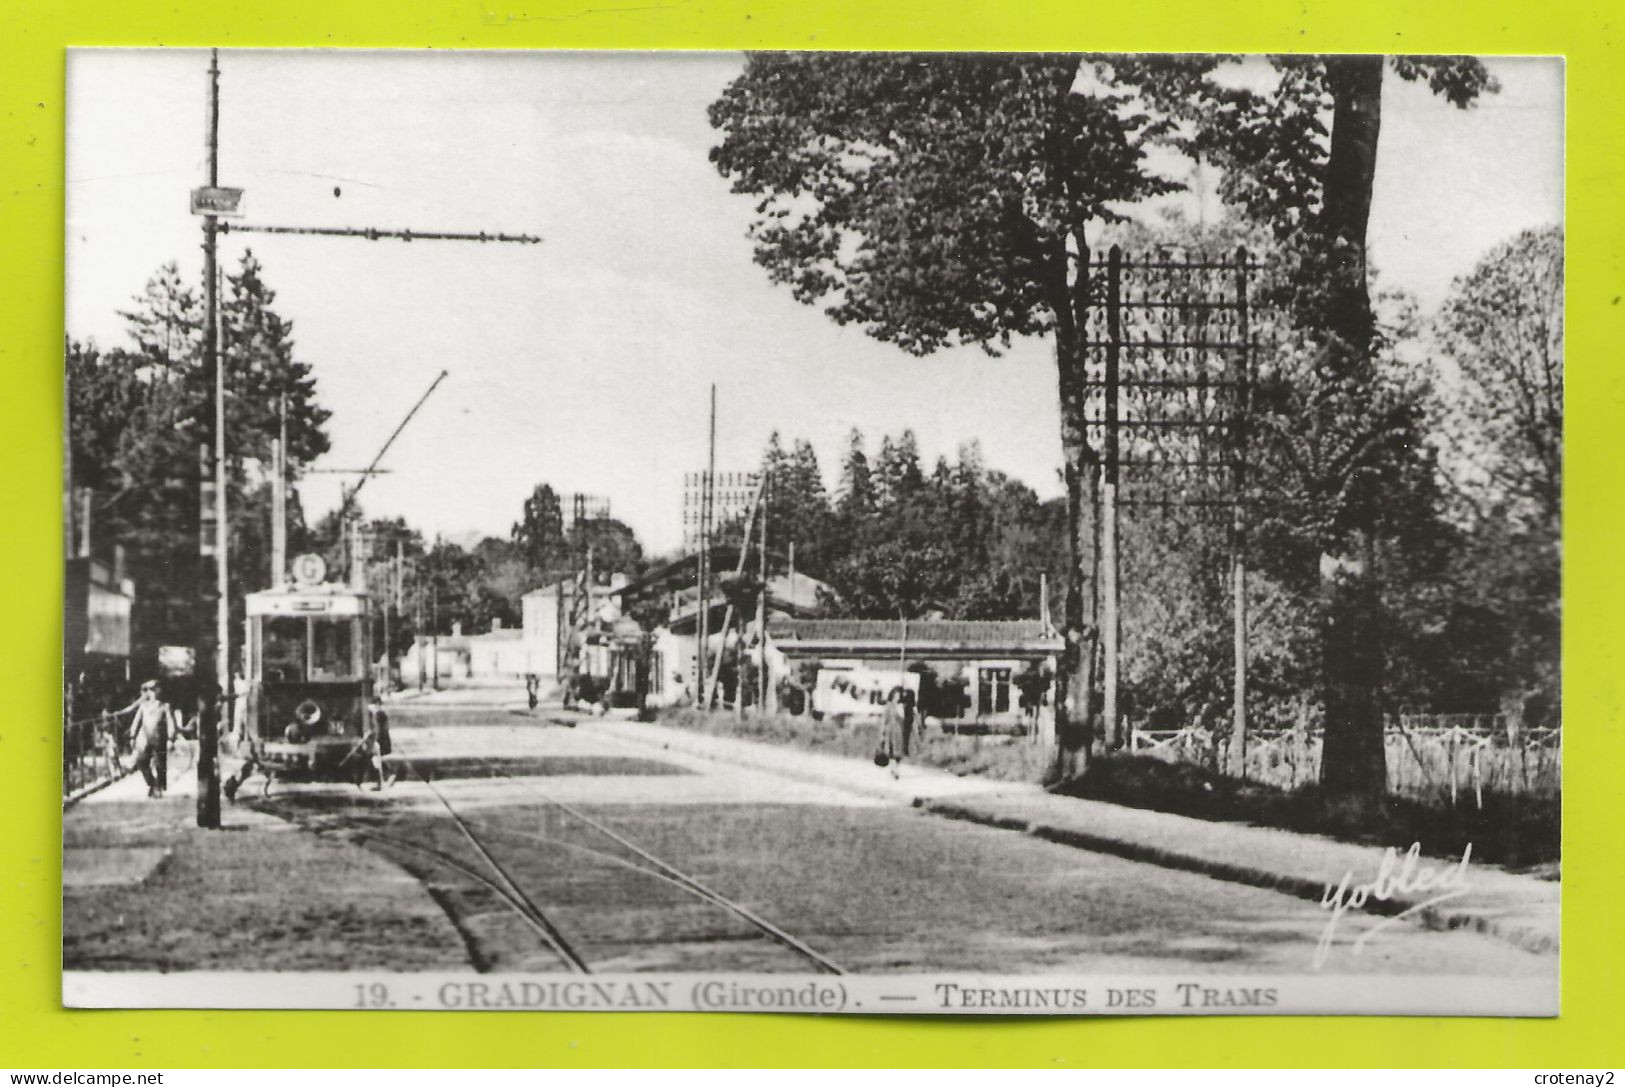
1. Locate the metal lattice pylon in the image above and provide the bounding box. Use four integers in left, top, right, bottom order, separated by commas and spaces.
1080, 245, 1259, 776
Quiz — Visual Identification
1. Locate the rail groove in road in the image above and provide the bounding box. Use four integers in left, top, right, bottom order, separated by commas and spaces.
470, 756, 846, 975
403, 758, 591, 973
327, 746, 849, 976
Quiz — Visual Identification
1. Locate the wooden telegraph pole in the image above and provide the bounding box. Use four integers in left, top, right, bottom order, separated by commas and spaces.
1101, 246, 1123, 752
193, 48, 226, 830
1228, 248, 1253, 778
756, 471, 770, 715
696, 385, 716, 707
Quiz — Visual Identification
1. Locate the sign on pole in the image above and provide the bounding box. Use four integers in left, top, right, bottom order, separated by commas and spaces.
190, 186, 245, 217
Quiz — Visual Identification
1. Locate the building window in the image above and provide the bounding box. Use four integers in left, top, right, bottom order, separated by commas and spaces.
978, 667, 1012, 716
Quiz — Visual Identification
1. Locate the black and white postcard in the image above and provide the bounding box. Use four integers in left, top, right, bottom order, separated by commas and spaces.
61, 49, 1562, 1015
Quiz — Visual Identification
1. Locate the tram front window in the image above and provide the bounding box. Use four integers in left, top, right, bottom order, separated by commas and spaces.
260, 616, 359, 683
262, 618, 307, 683
310, 619, 357, 681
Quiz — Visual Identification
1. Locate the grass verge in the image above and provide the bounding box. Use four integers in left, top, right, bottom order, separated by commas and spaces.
655, 708, 1559, 870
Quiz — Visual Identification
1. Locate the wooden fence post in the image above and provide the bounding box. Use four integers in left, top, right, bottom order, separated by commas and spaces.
1448, 728, 1458, 807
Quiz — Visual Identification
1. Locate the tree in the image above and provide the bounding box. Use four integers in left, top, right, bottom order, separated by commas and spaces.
1430, 226, 1564, 721
1132, 55, 1496, 814
874, 430, 925, 508
67, 255, 333, 656
568, 517, 645, 580
66, 338, 200, 651
117, 261, 200, 382
512, 483, 566, 575
219, 250, 330, 469
775, 438, 832, 573
836, 428, 876, 517
710, 53, 1197, 751
1434, 226, 1563, 533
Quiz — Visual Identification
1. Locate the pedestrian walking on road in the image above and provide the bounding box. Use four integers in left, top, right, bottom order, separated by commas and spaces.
877, 685, 915, 780
366, 695, 393, 790
116, 680, 178, 798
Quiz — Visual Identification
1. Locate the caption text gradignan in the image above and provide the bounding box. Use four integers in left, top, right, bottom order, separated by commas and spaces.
426, 979, 1279, 1012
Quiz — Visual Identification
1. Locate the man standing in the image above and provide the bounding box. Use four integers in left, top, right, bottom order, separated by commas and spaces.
117, 680, 178, 798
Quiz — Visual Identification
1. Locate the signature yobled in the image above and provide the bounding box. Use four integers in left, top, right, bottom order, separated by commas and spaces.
1313, 842, 1473, 968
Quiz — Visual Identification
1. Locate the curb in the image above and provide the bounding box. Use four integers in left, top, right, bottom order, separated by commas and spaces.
599, 721, 1559, 959
919, 798, 1559, 957
598, 722, 909, 803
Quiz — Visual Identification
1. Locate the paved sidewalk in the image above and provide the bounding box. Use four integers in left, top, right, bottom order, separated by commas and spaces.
64, 757, 469, 972
597, 717, 1559, 957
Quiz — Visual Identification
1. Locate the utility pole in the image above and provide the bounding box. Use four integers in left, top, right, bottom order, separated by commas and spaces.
1228, 248, 1252, 779
271, 394, 287, 587
381, 557, 391, 692
756, 471, 769, 716
1101, 246, 1123, 752
696, 385, 715, 707
431, 583, 440, 691
416, 577, 426, 691
194, 48, 225, 830
386, 539, 402, 692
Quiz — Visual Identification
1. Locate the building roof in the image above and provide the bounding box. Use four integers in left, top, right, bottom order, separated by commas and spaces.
769, 618, 1056, 643
766, 618, 1061, 660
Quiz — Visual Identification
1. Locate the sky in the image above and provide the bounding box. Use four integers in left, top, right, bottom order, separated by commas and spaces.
64, 51, 1563, 557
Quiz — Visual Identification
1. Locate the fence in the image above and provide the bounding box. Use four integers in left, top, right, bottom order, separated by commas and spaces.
63, 710, 129, 802
1129, 713, 1561, 804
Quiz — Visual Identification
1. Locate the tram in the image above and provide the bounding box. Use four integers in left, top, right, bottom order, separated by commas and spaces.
231, 554, 381, 793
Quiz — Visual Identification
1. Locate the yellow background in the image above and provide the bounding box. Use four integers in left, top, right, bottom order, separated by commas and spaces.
3, 0, 1617, 1068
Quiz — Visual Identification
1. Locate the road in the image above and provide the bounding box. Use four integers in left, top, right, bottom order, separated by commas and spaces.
247, 701, 1551, 977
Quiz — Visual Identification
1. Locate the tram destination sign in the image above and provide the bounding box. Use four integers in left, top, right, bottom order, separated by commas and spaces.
190, 185, 245, 217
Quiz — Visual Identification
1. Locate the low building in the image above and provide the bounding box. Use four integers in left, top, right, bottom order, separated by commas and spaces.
764, 617, 1063, 733
520, 574, 628, 683
398, 619, 531, 683
609, 549, 831, 709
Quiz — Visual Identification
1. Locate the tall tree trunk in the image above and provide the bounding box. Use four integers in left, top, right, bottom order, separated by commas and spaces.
1314, 55, 1388, 820
1319, 56, 1384, 348
1051, 233, 1100, 778
1317, 538, 1387, 816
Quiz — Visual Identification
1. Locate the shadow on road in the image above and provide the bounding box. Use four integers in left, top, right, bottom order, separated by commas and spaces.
393, 755, 693, 780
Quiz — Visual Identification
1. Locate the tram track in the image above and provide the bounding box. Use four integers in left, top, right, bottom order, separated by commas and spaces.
463, 757, 846, 975
267, 745, 847, 976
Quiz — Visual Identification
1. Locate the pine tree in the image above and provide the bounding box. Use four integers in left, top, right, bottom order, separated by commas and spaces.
837, 428, 876, 517
218, 250, 332, 470
874, 429, 924, 507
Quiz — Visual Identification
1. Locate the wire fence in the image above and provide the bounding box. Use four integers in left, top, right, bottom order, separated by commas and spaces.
1128, 713, 1561, 804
